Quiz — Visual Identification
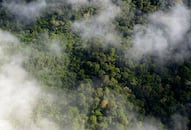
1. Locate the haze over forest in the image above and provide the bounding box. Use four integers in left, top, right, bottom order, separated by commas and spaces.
0, 0, 190, 130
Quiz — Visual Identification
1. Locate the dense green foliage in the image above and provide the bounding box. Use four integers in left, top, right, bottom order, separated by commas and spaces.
0, 0, 190, 130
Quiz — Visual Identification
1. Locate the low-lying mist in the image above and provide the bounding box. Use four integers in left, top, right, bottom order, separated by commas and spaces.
70, 0, 121, 45
2, 0, 47, 21
0, 29, 89, 130
0, 29, 61, 130
129, 3, 191, 63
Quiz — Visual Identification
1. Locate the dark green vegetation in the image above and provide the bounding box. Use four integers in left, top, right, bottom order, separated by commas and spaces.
0, 0, 190, 130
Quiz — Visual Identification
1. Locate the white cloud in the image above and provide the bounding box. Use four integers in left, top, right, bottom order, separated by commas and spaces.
71, 0, 121, 45
129, 4, 191, 62
3, 0, 47, 21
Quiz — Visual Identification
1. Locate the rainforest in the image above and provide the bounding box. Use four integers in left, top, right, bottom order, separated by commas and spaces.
0, 0, 190, 130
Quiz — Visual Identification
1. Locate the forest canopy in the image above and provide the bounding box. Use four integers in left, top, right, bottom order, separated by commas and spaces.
0, 0, 190, 130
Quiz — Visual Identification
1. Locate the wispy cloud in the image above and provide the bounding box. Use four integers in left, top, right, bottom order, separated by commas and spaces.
129, 3, 191, 62
71, 0, 121, 45
3, 0, 47, 21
